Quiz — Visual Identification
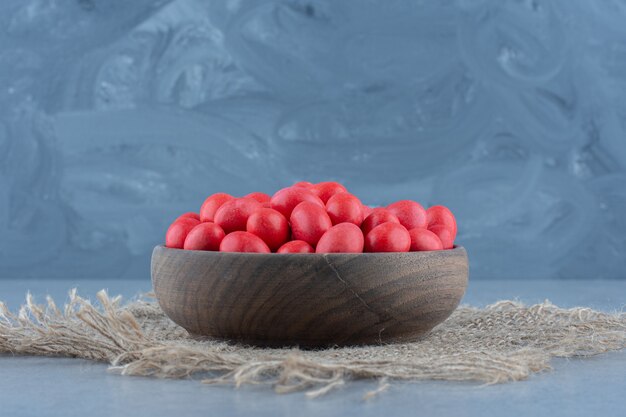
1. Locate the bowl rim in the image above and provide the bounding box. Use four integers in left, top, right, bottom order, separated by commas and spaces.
154, 245, 466, 257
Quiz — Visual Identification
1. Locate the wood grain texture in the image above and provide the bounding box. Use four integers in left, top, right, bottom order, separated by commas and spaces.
151, 245, 469, 347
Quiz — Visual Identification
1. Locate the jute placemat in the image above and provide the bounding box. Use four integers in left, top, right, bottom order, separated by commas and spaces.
1, 290, 624, 398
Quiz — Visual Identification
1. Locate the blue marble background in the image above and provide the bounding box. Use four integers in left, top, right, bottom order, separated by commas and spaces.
1, 0, 625, 280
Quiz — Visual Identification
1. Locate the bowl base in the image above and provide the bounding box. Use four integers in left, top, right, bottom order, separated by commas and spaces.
186, 329, 434, 349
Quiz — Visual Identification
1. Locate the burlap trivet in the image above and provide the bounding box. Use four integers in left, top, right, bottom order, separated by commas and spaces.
1, 290, 624, 398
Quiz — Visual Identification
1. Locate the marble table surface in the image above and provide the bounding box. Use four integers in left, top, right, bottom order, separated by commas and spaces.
1, 278, 625, 417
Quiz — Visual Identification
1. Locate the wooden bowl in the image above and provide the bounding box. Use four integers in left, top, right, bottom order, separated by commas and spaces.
151, 245, 469, 347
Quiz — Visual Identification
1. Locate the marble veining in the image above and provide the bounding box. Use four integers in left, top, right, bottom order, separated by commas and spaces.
0, 0, 625, 279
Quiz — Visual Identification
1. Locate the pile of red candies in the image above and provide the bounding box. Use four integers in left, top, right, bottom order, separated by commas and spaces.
165, 181, 457, 253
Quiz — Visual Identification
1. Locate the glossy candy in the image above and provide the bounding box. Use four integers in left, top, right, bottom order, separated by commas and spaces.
310, 181, 348, 203
316, 223, 364, 253
387, 200, 427, 230
293, 181, 313, 188
290, 201, 333, 246
325, 192, 364, 226
214, 198, 262, 234
361, 205, 373, 219
361, 208, 400, 236
246, 208, 289, 251
200, 193, 234, 222
276, 240, 315, 253
364, 222, 411, 252
409, 228, 444, 251
428, 225, 455, 249
175, 212, 200, 222
426, 205, 457, 238
270, 186, 325, 219
219, 231, 271, 253
169, 183, 457, 253
183, 222, 225, 251
245, 192, 271, 207
165, 218, 201, 249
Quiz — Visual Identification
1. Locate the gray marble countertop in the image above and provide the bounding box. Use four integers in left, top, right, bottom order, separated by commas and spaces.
1, 279, 625, 417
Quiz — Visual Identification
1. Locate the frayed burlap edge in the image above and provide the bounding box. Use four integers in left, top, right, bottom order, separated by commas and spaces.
0, 289, 624, 398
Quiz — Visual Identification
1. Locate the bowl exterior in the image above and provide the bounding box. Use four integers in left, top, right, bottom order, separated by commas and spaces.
151, 246, 468, 347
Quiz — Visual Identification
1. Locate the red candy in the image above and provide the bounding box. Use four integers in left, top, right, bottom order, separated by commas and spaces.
364, 222, 410, 253
387, 200, 427, 230
219, 231, 271, 253
409, 228, 443, 251
290, 201, 332, 246
361, 208, 400, 236
293, 181, 314, 189
277, 240, 314, 253
270, 186, 325, 219
246, 208, 289, 251
175, 212, 200, 222
168, 182, 457, 253
245, 192, 271, 207
426, 205, 457, 238
361, 205, 373, 219
310, 181, 348, 204
214, 198, 262, 234
165, 218, 201, 249
316, 223, 364, 253
200, 193, 234, 222
428, 225, 455, 249
183, 222, 225, 251
325, 192, 364, 226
